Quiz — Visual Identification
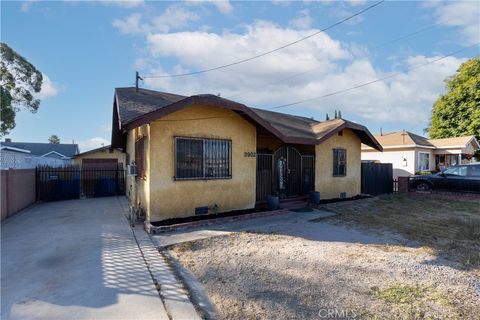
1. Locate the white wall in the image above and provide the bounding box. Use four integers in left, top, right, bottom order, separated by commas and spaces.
361, 149, 416, 178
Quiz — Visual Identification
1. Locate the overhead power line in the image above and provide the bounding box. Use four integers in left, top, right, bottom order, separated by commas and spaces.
227, 19, 451, 101
142, 0, 385, 79
271, 43, 480, 110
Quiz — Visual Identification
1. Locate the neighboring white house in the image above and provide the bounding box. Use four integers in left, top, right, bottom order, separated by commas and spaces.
0, 139, 79, 169
361, 131, 479, 178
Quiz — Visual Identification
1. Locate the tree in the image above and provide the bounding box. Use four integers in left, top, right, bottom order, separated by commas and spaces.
0, 42, 43, 136
429, 57, 480, 141
48, 135, 60, 144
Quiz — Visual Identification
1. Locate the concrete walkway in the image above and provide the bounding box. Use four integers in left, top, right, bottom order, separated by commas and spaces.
1, 197, 169, 320
133, 228, 201, 320
152, 208, 337, 247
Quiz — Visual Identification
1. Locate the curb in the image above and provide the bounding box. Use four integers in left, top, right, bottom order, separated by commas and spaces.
144, 208, 291, 234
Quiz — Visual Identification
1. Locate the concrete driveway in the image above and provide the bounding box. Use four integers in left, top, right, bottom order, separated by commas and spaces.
1, 197, 168, 320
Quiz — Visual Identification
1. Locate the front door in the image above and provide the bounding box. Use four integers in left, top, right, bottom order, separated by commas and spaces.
273, 146, 302, 197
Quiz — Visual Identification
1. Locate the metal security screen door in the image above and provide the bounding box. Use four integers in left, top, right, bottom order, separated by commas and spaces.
273, 146, 302, 197
256, 146, 315, 202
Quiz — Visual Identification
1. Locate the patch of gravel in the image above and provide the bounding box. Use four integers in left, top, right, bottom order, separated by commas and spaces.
169, 225, 480, 320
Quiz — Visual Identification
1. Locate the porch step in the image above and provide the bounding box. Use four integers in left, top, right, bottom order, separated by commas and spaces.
279, 200, 309, 210
280, 195, 309, 203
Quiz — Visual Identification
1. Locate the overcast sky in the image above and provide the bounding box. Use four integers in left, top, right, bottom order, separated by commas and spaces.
2, 0, 479, 151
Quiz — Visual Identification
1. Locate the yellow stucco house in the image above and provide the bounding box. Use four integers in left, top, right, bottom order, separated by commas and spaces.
111, 87, 382, 222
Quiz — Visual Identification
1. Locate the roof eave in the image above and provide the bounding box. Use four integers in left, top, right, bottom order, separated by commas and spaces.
122, 95, 297, 144
318, 121, 382, 151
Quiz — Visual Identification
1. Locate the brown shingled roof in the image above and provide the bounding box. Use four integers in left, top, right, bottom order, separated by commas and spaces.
362, 131, 434, 149
428, 136, 479, 148
362, 131, 479, 150
111, 87, 382, 151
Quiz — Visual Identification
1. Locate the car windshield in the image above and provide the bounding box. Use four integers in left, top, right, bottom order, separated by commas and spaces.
443, 166, 467, 176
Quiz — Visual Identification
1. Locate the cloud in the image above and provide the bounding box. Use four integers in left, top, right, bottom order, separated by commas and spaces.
78, 137, 109, 152
432, 1, 480, 45
151, 5, 199, 33
137, 21, 466, 128
112, 5, 199, 34
95, 0, 144, 8
289, 9, 313, 30
37, 74, 61, 100
189, 0, 233, 14
20, 0, 39, 12
328, 3, 365, 26
112, 13, 145, 34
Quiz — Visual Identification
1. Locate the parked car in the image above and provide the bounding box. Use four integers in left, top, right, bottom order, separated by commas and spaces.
410, 163, 480, 193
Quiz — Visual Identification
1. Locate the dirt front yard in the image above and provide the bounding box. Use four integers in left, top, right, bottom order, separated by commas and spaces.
167, 195, 480, 320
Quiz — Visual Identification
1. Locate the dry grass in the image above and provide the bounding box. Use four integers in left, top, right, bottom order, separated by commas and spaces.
366, 284, 459, 320
320, 194, 480, 270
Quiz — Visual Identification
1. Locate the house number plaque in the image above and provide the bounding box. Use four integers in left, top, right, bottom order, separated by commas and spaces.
244, 152, 256, 157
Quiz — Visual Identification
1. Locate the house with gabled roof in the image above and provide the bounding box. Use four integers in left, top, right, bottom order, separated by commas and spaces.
111, 87, 382, 222
0, 139, 79, 159
361, 131, 479, 178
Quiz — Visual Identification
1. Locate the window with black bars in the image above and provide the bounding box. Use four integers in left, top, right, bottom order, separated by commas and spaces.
333, 148, 346, 176
175, 137, 232, 180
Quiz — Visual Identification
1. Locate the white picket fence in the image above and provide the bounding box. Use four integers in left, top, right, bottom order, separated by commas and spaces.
0, 150, 73, 169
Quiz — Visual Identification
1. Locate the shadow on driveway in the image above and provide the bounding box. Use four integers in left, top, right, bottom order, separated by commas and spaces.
1, 197, 167, 320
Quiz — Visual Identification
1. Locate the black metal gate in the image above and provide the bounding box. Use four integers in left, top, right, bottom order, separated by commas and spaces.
361, 162, 393, 196
273, 146, 302, 196
36, 165, 125, 202
256, 146, 315, 202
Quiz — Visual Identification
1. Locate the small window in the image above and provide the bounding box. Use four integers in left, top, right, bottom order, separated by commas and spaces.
333, 148, 346, 176
135, 137, 146, 178
418, 152, 430, 171
175, 137, 231, 180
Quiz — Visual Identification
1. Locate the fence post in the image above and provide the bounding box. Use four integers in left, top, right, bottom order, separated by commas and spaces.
6, 169, 11, 217
397, 176, 410, 193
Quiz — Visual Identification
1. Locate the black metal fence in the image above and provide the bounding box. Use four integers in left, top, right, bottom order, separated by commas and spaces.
36, 165, 125, 202
361, 162, 393, 196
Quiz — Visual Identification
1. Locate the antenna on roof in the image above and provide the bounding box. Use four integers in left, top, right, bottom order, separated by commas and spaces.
135, 71, 143, 92
380, 127, 383, 136
401, 129, 407, 144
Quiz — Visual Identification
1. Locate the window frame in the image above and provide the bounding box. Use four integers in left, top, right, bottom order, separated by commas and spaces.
332, 148, 347, 177
417, 152, 430, 172
174, 136, 232, 181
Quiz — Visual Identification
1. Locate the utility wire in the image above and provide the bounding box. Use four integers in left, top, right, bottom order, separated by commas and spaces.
271, 43, 480, 109
226, 19, 450, 101
142, 0, 385, 79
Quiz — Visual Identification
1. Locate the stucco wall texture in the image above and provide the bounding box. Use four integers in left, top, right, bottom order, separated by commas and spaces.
315, 129, 361, 199
126, 104, 365, 221
141, 105, 257, 222
126, 124, 151, 217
